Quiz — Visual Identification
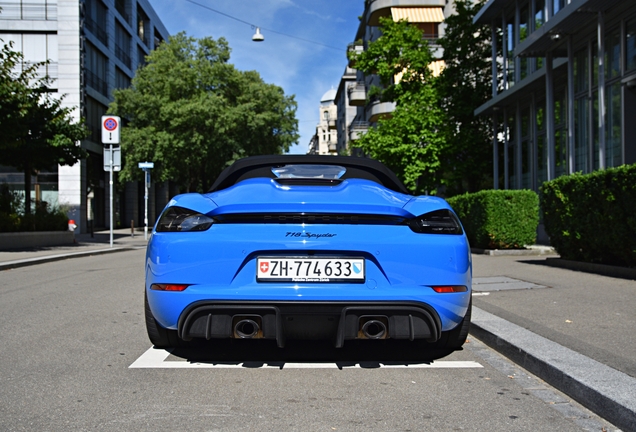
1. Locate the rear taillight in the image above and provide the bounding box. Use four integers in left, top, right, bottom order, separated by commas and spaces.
431, 285, 468, 293
150, 284, 190, 292
408, 209, 463, 234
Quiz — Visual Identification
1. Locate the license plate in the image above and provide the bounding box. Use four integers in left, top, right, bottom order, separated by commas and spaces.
257, 257, 365, 282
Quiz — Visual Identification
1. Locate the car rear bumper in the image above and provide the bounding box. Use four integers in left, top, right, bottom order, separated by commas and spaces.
176, 300, 443, 348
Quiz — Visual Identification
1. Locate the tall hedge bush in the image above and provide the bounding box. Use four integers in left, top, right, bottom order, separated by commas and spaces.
447, 189, 538, 249
540, 164, 636, 267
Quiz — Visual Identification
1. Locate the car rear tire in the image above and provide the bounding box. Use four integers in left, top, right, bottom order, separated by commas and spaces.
435, 299, 472, 350
145, 292, 182, 348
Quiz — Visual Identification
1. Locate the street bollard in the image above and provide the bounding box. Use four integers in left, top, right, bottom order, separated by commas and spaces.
131, 220, 135, 238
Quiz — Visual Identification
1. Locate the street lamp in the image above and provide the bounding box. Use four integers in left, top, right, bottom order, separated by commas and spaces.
252, 27, 264, 42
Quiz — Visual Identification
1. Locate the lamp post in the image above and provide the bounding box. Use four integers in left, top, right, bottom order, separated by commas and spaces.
138, 162, 154, 240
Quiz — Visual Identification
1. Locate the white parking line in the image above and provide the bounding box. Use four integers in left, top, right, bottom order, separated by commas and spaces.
129, 347, 483, 369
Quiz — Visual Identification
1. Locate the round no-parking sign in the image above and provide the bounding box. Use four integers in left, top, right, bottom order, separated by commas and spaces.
101, 116, 121, 143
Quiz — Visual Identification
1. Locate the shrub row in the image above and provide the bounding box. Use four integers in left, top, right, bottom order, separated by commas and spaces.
0, 189, 68, 232
447, 189, 539, 249
540, 164, 636, 267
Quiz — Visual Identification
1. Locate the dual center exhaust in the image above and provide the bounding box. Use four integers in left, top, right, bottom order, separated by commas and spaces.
232, 315, 388, 340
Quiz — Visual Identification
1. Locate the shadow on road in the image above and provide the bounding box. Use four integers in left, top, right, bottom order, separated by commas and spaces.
167, 338, 458, 367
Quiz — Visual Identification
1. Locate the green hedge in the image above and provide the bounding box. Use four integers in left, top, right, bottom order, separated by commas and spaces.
540, 164, 636, 267
447, 190, 539, 249
0, 188, 68, 232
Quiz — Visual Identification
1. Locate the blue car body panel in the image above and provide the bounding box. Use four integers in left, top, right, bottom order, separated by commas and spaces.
146, 174, 472, 339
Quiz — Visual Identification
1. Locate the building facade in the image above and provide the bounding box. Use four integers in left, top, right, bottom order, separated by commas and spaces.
474, 0, 636, 191
335, 0, 452, 154
0, 0, 169, 233
308, 88, 339, 155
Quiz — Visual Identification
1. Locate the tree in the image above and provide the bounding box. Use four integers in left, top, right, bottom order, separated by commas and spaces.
110, 33, 299, 193
437, 0, 493, 195
0, 40, 87, 215
348, 18, 446, 194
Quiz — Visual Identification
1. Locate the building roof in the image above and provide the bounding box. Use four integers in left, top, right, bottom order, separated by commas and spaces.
320, 88, 337, 103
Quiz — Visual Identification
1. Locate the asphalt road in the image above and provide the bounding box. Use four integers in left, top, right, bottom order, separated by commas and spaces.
0, 250, 617, 431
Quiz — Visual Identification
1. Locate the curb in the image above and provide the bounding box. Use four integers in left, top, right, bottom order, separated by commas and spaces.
470, 307, 636, 432
544, 257, 636, 280
0, 246, 136, 271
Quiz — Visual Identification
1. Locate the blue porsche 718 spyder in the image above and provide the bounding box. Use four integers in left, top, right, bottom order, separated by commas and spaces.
145, 155, 472, 351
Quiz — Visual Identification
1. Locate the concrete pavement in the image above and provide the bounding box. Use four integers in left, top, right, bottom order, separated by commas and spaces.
471, 254, 636, 431
1, 233, 634, 430
0, 228, 148, 270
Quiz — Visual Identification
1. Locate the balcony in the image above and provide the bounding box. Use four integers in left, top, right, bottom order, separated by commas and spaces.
366, 0, 445, 26
366, 100, 396, 123
347, 82, 366, 106
349, 121, 369, 141
347, 42, 364, 67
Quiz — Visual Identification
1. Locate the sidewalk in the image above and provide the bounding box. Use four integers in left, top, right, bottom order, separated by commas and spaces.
1, 236, 634, 429
0, 228, 149, 270
470, 254, 636, 431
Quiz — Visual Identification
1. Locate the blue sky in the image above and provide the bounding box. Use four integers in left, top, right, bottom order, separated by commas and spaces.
149, 0, 364, 154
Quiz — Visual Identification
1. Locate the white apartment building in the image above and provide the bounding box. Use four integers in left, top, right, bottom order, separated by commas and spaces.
335, 0, 456, 154
0, 0, 169, 233
307, 88, 338, 155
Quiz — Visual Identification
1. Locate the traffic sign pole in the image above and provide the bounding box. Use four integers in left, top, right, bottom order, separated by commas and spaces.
102, 116, 120, 248
144, 168, 148, 240
109, 144, 114, 248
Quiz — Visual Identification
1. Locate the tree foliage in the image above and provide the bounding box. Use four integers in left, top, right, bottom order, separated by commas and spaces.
437, 0, 493, 195
348, 18, 446, 194
0, 40, 87, 215
110, 33, 299, 193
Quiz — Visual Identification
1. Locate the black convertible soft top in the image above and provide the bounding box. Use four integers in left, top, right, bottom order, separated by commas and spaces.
209, 155, 410, 194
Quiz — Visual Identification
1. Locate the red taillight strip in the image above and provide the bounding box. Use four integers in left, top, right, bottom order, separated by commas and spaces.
431, 285, 468, 293
150, 284, 190, 292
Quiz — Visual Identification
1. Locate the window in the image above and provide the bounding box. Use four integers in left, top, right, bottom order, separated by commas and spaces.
115, 23, 132, 68
520, 107, 532, 189
519, 5, 529, 42
137, 45, 147, 68
534, 0, 545, 31
506, 113, 516, 188
3, 33, 57, 81
85, 42, 108, 96
605, 81, 622, 168
137, 6, 150, 46
554, 89, 567, 178
154, 28, 164, 50
115, 0, 129, 23
605, 28, 620, 80
536, 104, 547, 184
553, 0, 566, 16
626, 19, 636, 72
85, 0, 108, 46
115, 67, 130, 89
86, 97, 108, 143
505, 19, 515, 88
0, 0, 57, 20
